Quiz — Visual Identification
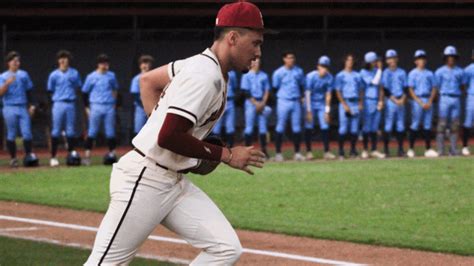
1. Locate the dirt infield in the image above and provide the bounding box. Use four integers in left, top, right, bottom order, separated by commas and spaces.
0, 202, 473, 265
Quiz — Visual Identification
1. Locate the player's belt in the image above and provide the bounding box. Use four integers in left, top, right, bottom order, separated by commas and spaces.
254, 97, 263, 101
55, 99, 75, 103
344, 98, 359, 102
416, 94, 430, 98
133, 147, 188, 174
441, 93, 460, 98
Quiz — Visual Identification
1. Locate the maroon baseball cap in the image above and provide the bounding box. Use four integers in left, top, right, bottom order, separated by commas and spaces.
216, 1, 265, 30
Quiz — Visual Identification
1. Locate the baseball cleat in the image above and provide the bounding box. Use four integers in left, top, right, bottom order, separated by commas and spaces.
23, 153, 39, 167
361, 150, 369, 159
407, 149, 415, 158
461, 147, 471, 156
50, 157, 60, 167
293, 153, 305, 161
9, 158, 19, 168
323, 152, 336, 160
397, 150, 405, 158
424, 149, 439, 158
273, 153, 284, 162
349, 150, 359, 158
305, 152, 314, 160
370, 150, 386, 159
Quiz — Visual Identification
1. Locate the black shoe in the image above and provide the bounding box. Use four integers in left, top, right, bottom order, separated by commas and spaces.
350, 150, 358, 158
397, 150, 405, 157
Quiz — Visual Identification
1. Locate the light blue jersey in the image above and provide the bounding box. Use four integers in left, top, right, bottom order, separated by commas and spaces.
360, 68, 380, 99
0, 70, 33, 105
382, 67, 407, 98
464, 63, 474, 95
47, 67, 82, 101
335, 70, 364, 99
82, 71, 119, 104
435, 65, 464, 96
130, 73, 142, 105
408, 68, 436, 97
241, 70, 270, 99
272, 65, 305, 100
305, 71, 333, 102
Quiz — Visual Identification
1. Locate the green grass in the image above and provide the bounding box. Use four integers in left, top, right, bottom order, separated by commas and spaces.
0, 157, 473, 255
0, 236, 175, 265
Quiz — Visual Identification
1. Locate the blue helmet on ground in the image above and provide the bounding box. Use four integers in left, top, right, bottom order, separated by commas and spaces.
23, 153, 39, 167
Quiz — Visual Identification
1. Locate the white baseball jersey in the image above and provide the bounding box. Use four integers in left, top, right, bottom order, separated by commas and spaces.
132, 48, 227, 171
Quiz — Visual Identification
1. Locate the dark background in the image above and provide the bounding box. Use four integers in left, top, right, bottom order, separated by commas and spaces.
0, 0, 473, 148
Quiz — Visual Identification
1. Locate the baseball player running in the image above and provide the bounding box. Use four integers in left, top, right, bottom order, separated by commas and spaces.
211, 70, 238, 147
47, 50, 83, 167
272, 51, 305, 161
382, 49, 408, 157
304, 55, 336, 160
241, 58, 272, 158
406, 50, 439, 158
435, 45, 465, 156
85, 2, 266, 265
0, 51, 38, 167
360, 52, 385, 159
462, 51, 474, 156
130, 55, 154, 136
335, 54, 364, 158
82, 54, 120, 165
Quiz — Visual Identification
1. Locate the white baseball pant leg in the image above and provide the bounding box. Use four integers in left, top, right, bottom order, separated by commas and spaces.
84, 151, 241, 265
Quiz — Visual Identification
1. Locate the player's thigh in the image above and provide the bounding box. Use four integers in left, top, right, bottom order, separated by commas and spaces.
104, 105, 116, 138
438, 96, 449, 119
134, 106, 147, 134
18, 106, 32, 140
244, 101, 256, 134
2, 106, 18, 140
451, 97, 461, 119
276, 99, 292, 132
423, 107, 434, 130
384, 100, 396, 132
338, 104, 348, 134
225, 101, 235, 133
410, 101, 422, 130
64, 103, 77, 137
290, 101, 302, 133
395, 105, 405, 132
258, 113, 268, 134
88, 105, 103, 137
51, 103, 64, 137
317, 108, 329, 130
162, 178, 241, 263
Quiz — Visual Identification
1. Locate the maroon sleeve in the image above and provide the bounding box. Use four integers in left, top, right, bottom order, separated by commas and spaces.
158, 113, 223, 161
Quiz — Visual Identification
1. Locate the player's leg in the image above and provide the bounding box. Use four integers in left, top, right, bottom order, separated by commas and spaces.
349, 102, 360, 157
437, 96, 449, 155
318, 106, 333, 158
64, 102, 78, 152
338, 103, 348, 158
258, 107, 270, 158
274, 98, 291, 161
244, 100, 256, 146
18, 106, 34, 156
3, 106, 19, 166
291, 100, 303, 160
84, 104, 102, 165
383, 99, 395, 156
50, 102, 64, 166
85, 153, 183, 265
162, 178, 242, 266
303, 104, 314, 155
225, 100, 236, 147
422, 102, 437, 157
408, 100, 422, 157
462, 95, 474, 155
362, 100, 372, 155
449, 97, 461, 155
104, 104, 117, 163
395, 104, 405, 157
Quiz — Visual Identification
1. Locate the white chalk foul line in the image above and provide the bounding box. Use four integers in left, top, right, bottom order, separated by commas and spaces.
0, 226, 39, 232
0, 214, 366, 266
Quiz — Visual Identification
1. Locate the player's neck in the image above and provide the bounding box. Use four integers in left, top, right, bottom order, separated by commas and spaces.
96, 68, 107, 74
416, 66, 425, 71
8, 68, 18, 73
59, 66, 69, 72
210, 43, 230, 80
389, 66, 397, 70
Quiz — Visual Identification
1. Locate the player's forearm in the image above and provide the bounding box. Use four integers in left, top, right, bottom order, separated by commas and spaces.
325, 92, 331, 108
140, 64, 170, 116
408, 88, 421, 104
0, 86, 7, 96
429, 88, 437, 103
335, 91, 345, 105
158, 113, 223, 161
262, 90, 270, 105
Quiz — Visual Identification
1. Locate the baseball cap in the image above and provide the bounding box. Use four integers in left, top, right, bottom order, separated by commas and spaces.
414, 49, 426, 59
443, 45, 458, 57
216, 1, 264, 30
318, 55, 331, 67
385, 49, 398, 58
364, 51, 377, 64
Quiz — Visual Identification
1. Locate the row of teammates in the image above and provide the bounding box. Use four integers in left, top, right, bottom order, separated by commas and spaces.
213, 45, 474, 161
1, 45, 473, 167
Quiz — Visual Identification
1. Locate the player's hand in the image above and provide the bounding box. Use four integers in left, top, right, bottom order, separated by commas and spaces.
306, 111, 313, 123
255, 102, 264, 113
5, 76, 16, 86
343, 104, 351, 114
377, 100, 384, 110
376, 60, 383, 69
226, 146, 265, 175
85, 107, 91, 118
423, 103, 431, 110
324, 112, 330, 123
358, 102, 364, 111
28, 105, 35, 117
